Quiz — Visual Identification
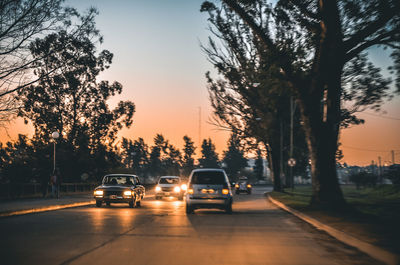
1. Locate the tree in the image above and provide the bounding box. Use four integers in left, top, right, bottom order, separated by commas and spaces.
181, 135, 196, 176
201, 3, 310, 191
202, 0, 400, 207
349, 172, 378, 189
148, 134, 182, 176
254, 149, 264, 181
384, 165, 400, 187
163, 143, 181, 176
0, 135, 35, 183
0, 0, 90, 125
222, 133, 248, 179
16, 15, 134, 180
121, 137, 149, 176
199, 138, 220, 168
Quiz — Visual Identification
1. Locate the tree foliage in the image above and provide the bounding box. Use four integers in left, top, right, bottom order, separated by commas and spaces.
202, 0, 400, 206
0, 0, 90, 125
199, 138, 220, 168
12, 11, 134, 182
201, 1, 308, 191
182, 135, 196, 177
222, 133, 248, 179
253, 149, 264, 181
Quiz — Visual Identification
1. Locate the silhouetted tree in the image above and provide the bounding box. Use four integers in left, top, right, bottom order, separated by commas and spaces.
0, 2, 96, 125
163, 144, 181, 176
202, 3, 310, 191
202, 0, 400, 206
121, 137, 149, 176
16, 15, 134, 181
182, 135, 196, 176
199, 138, 220, 168
223, 133, 247, 179
0, 135, 35, 183
254, 149, 264, 181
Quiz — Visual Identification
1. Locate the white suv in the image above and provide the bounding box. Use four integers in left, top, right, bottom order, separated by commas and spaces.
185, 168, 233, 214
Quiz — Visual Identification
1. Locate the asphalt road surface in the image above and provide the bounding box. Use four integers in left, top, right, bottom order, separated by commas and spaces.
0, 187, 382, 265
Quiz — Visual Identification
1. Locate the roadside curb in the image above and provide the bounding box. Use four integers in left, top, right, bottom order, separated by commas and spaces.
0, 200, 95, 218
267, 194, 399, 265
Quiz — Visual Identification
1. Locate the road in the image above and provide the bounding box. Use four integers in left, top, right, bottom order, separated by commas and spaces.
0, 187, 381, 265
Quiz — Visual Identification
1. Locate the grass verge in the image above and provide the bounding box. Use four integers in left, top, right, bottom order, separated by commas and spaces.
269, 185, 400, 254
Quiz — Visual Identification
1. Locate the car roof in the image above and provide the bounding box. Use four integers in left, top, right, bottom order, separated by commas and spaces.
104, 174, 137, 177
160, 176, 180, 179
191, 168, 225, 173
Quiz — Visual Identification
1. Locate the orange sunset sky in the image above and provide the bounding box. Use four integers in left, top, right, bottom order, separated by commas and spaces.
1, 0, 399, 166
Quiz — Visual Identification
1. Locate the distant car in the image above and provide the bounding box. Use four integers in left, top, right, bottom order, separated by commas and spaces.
94, 174, 145, 208
185, 168, 233, 214
235, 177, 252, 194
155, 176, 186, 200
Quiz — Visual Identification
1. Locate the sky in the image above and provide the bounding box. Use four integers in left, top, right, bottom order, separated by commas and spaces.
0, 0, 399, 166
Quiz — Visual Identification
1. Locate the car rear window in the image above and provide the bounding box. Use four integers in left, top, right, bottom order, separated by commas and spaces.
191, 171, 226, 185
103, 176, 134, 185
159, 178, 179, 184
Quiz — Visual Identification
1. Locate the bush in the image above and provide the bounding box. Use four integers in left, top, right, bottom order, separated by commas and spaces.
349, 171, 378, 189
384, 165, 400, 186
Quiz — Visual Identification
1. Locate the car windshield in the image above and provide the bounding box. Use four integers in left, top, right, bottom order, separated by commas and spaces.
103, 176, 135, 186
191, 171, 226, 185
159, 178, 179, 184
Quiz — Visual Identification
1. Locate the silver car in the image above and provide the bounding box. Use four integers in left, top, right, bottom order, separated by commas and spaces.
155, 176, 185, 200
185, 168, 233, 214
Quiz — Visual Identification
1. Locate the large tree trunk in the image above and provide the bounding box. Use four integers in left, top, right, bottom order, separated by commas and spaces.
221, 0, 346, 206
296, 0, 346, 207
265, 143, 282, 192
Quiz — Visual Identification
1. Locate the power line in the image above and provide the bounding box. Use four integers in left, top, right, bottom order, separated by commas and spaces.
342, 145, 400, 152
362, 112, 400, 121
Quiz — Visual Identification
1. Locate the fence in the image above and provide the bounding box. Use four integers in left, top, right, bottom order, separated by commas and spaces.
0, 183, 97, 199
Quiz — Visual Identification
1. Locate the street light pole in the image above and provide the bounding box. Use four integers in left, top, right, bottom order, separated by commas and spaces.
51, 131, 59, 173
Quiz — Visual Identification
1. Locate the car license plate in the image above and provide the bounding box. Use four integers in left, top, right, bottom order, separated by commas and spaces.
165, 192, 170, 195
110, 195, 117, 199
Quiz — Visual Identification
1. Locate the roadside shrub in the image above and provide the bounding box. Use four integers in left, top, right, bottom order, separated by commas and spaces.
384, 165, 400, 186
349, 171, 378, 189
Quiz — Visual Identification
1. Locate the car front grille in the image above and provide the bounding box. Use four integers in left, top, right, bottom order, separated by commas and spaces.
161, 187, 174, 192
104, 190, 123, 196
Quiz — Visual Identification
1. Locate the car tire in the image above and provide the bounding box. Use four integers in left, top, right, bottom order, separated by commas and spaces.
129, 197, 136, 208
235, 190, 239, 195
186, 203, 194, 214
106, 202, 111, 206
247, 190, 251, 195
96, 201, 102, 207
136, 200, 141, 207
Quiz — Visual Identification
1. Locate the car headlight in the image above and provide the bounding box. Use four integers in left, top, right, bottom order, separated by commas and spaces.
247, 184, 252, 188
174, 186, 181, 193
222, 189, 229, 195
94, 190, 103, 196
155, 186, 161, 192
181, 184, 187, 191
235, 184, 239, 188
124, 190, 132, 196
188, 188, 194, 194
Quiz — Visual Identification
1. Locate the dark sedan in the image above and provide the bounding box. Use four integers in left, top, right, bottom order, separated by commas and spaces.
94, 174, 145, 208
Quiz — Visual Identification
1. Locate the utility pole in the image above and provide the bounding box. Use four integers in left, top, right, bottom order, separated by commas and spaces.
378, 156, 382, 183
289, 96, 295, 189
